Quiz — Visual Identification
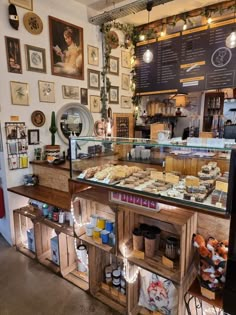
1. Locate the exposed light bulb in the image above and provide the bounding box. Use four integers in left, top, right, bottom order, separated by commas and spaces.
183, 23, 187, 31
160, 31, 165, 37
139, 34, 145, 41
207, 17, 212, 24
226, 31, 236, 49
143, 49, 153, 63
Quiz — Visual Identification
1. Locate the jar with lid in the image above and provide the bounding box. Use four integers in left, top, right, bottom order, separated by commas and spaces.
52, 207, 59, 222
165, 236, 179, 260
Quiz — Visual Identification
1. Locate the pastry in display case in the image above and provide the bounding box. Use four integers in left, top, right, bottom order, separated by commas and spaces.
70, 136, 234, 214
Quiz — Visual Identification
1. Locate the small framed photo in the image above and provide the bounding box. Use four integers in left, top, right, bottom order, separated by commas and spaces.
10, 81, 29, 106
108, 56, 119, 75
88, 45, 99, 66
81, 88, 88, 105
38, 80, 55, 103
88, 69, 100, 90
121, 73, 130, 91
62, 85, 79, 99
5, 36, 22, 74
109, 86, 119, 104
121, 50, 131, 69
28, 129, 40, 145
25, 45, 46, 73
121, 95, 132, 109
9, 0, 33, 10
90, 95, 100, 113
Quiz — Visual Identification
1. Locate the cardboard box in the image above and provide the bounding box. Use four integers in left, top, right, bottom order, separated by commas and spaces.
50, 236, 60, 266
27, 228, 35, 252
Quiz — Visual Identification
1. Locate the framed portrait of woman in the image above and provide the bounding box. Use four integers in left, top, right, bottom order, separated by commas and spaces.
49, 16, 84, 80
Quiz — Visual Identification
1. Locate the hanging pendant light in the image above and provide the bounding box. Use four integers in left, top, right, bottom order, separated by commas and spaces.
143, 0, 154, 64
225, 0, 236, 49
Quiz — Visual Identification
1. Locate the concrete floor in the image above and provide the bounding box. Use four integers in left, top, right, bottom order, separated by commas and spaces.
0, 235, 119, 315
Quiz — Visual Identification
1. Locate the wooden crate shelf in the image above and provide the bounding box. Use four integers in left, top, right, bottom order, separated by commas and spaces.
80, 234, 114, 253
61, 235, 89, 291
128, 264, 196, 315
42, 218, 74, 237
118, 205, 197, 284
89, 246, 126, 314
13, 206, 38, 259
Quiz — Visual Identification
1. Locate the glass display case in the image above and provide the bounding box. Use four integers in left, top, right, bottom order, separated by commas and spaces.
69, 136, 235, 215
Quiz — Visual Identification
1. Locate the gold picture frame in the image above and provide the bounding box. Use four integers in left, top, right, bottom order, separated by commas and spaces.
90, 95, 100, 113
49, 16, 84, 80
9, 0, 33, 10
88, 45, 99, 66
121, 50, 131, 69
62, 85, 80, 99
121, 73, 130, 91
38, 80, 55, 103
10, 81, 29, 106
121, 96, 132, 109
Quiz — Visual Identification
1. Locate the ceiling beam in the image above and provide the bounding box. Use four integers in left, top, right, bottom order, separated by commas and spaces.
89, 0, 174, 25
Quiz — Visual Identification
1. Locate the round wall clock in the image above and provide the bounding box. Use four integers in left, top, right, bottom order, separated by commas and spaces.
31, 110, 46, 127
23, 12, 43, 35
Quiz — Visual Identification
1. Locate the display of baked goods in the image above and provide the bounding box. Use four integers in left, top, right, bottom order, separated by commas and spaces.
77, 159, 228, 210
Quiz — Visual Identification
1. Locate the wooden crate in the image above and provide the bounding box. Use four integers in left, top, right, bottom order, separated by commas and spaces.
61, 235, 89, 291
73, 197, 116, 254
89, 246, 126, 314
128, 263, 196, 315
117, 204, 197, 284
13, 205, 41, 259
35, 221, 66, 274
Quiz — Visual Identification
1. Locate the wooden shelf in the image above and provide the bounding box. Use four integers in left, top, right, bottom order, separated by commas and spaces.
16, 244, 36, 259
38, 250, 60, 274
80, 234, 114, 253
127, 252, 181, 284
94, 291, 126, 314
42, 218, 74, 237
64, 269, 89, 291
188, 278, 223, 309
8, 185, 71, 210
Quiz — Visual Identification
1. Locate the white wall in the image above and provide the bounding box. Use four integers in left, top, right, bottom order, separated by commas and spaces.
0, 0, 132, 244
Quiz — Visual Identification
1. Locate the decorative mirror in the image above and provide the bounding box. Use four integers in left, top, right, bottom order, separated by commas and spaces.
56, 102, 94, 145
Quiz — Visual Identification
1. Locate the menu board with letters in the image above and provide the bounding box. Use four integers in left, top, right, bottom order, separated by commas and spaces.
136, 19, 236, 95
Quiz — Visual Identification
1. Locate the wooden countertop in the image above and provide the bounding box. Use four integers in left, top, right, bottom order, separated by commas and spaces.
30, 160, 70, 171
8, 185, 71, 210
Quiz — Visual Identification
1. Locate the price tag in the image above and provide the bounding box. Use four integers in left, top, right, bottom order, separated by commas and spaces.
103, 178, 110, 184
133, 250, 144, 260
215, 181, 228, 193
216, 202, 223, 208
78, 173, 85, 179
186, 176, 200, 187
165, 173, 179, 184
150, 171, 164, 181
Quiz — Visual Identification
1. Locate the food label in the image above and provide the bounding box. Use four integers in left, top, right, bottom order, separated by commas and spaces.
186, 177, 200, 187
150, 171, 164, 181
165, 173, 179, 184
215, 181, 228, 193
133, 250, 144, 260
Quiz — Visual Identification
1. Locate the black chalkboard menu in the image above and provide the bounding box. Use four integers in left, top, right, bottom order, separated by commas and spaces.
136, 19, 236, 95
